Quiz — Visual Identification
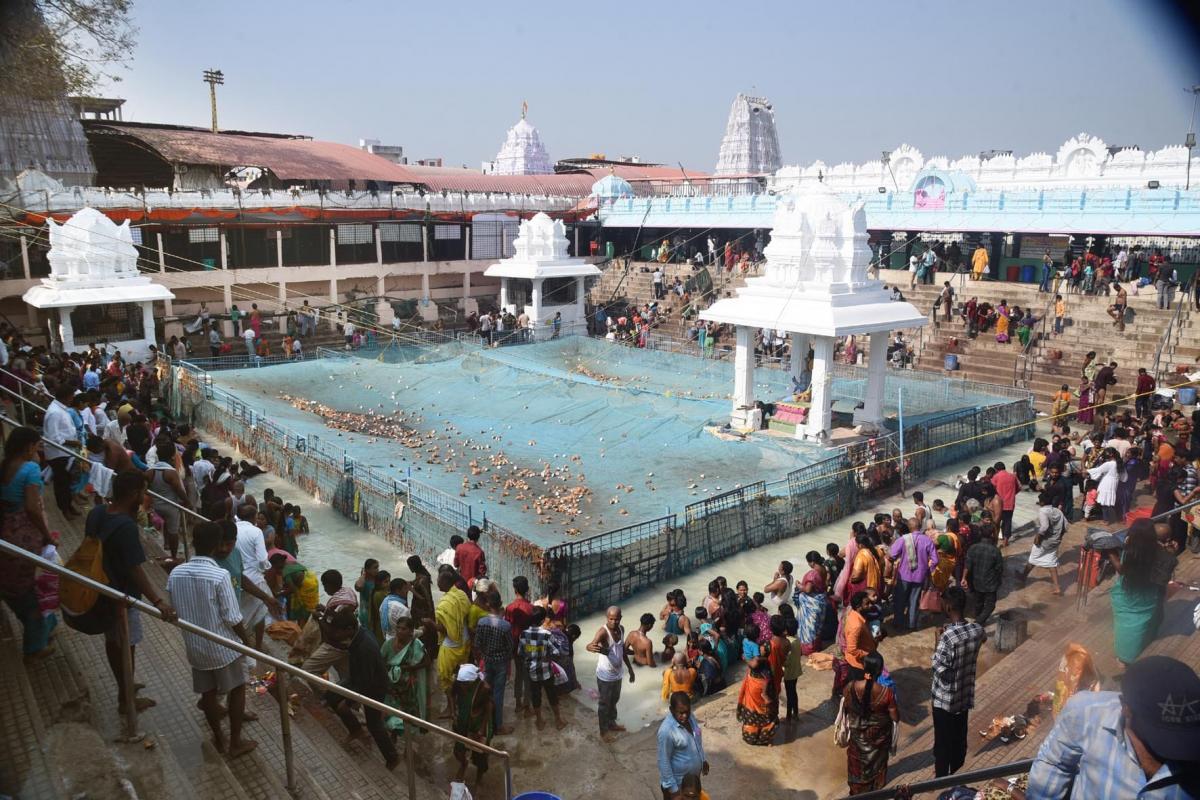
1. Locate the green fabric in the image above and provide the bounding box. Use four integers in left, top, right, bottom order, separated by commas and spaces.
382, 636, 427, 734
1110, 576, 1163, 664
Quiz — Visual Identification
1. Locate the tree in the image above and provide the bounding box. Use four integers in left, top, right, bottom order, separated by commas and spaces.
0, 0, 137, 103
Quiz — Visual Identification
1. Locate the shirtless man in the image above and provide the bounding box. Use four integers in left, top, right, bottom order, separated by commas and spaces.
87, 434, 134, 474
625, 613, 657, 667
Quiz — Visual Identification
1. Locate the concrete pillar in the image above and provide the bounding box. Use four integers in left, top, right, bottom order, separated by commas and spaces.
465, 225, 472, 261
164, 298, 174, 317
140, 302, 157, 352
499, 277, 509, 312
574, 225, 580, 256
574, 277, 585, 329
26, 305, 37, 330
805, 335, 835, 441
19, 234, 30, 280
276, 229, 284, 268
219, 229, 228, 269
421, 223, 429, 263
58, 307, 76, 353
328, 278, 337, 303
531, 279, 543, 324
277, 279, 287, 309
157, 232, 166, 273
329, 227, 337, 268
376, 275, 385, 299
790, 332, 811, 393
221, 283, 234, 337
855, 330, 889, 428
374, 225, 383, 265
730, 325, 761, 431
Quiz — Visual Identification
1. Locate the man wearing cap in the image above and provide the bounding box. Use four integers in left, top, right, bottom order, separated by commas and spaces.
1027, 655, 1200, 798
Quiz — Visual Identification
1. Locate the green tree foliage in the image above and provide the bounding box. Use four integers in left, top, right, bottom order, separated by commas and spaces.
0, 0, 137, 102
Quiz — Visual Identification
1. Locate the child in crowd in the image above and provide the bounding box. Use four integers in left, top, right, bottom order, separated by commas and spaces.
1082, 479, 1100, 520
824, 542, 844, 588
740, 623, 761, 661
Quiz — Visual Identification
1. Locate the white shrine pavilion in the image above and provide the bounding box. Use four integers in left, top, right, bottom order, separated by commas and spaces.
701, 182, 927, 440
484, 212, 599, 338
23, 207, 173, 362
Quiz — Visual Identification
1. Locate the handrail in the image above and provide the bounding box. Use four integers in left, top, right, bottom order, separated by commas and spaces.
836, 758, 1035, 800
1151, 286, 1188, 386
1012, 292, 1056, 389
0, 537, 515, 800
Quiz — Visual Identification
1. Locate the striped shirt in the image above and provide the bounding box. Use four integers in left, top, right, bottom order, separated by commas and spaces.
166, 556, 244, 670
519, 626, 560, 681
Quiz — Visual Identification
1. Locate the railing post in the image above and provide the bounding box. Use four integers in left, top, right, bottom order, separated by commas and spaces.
116, 603, 143, 742
404, 724, 417, 800
503, 753, 514, 800
276, 669, 298, 796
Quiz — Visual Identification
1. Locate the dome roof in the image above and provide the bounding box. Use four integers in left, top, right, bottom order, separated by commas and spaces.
591, 173, 635, 199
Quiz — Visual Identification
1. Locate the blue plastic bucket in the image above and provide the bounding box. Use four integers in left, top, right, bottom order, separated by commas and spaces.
944, 353, 959, 371
1178, 387, 1197, 405
1020, 264, 1035, 283
514, 794, 563, 800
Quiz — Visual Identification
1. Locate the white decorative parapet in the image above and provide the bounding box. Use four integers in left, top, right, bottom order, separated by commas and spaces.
773, 133, 1200, 193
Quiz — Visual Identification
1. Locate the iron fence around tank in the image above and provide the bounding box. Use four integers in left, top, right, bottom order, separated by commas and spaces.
160, 346, 1035, 617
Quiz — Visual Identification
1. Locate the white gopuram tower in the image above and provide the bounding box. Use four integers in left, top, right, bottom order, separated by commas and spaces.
484, 212, 600, 338
23, 207, 174, 362
491, 103, 554, 176
701, 182, 926, 439
714, 93, 782, 175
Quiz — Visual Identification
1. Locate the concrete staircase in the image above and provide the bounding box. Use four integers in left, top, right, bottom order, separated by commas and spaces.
0, 502, 447, 800
894, 271, 1198, 412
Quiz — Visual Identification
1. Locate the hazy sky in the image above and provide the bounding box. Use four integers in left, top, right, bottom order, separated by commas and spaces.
104, 0, 1200, 171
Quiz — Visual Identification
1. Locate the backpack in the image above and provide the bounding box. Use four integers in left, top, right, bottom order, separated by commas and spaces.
60, 514, 115, 634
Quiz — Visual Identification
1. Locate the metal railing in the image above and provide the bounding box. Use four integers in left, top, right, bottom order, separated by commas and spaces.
836, 758, 1035, 800
0, 538, 514, 799
1151, 285, 1190, 386
1013, 292, 1058, 389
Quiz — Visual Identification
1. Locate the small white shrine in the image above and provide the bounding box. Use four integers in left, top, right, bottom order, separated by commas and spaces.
701, 182, 926, 440
23, 207, 174, 362
484, 212, 599, 338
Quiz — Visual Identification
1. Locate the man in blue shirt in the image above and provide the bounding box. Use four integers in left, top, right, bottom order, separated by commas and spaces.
657, 692, 708, 800
1028, 655, 1200, 799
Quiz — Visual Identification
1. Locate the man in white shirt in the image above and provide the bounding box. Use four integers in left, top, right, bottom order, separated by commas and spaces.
291, 338, 303, 360
103, 406, 129, 447
208, 327, 222, 357
191, 448, 217, 493
167, 521, 257, 758
242, 326, 256, 355
233, 504, 271, 651
343, 320, 356, 348
43, 382, 81, 517
653, 268, 664, 299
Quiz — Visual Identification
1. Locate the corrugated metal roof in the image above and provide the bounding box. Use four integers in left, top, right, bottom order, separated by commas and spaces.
83, 121, 423, 184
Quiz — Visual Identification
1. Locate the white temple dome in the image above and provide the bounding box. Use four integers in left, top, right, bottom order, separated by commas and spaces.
492, 112, 553, 176
591, 174, 635, 199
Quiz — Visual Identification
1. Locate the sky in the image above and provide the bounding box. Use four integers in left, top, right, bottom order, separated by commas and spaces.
102, 0, 1200, 172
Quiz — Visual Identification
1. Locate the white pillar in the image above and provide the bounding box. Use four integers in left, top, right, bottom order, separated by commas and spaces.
329, 227, 337, 268
421, 223, 429, 263
805, 335, 835, 440
376, 275, 385, 299
730, 325, 762, 431
499, 277, 508, 311
855, 330, 889, 428
374, 225, 383, 265
465, 225, 472, 261
58, 307, 76, 353
531, 279, 544, 320
574, 277, 585, 330
789, 332, 811, 393
157, 232, 166, 273
328, 278, 337, 304
277, 279, 287, 309
573, 225, 580, 256
140, 302, 157, 353
219, 229, 228, 269
19, 234, 30, 280
222, 283, 234, 337
276, 229, 284, 268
